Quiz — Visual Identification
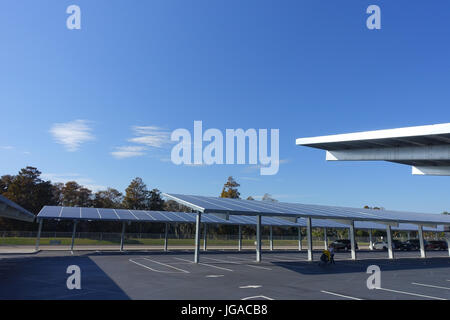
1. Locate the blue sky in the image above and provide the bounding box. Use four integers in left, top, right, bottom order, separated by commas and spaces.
1, 0, 449, 213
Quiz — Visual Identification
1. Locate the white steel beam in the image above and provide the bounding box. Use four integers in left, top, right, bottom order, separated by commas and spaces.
323, 227, 328, 249
326, 145, 450, 162
412, 166, 450, 176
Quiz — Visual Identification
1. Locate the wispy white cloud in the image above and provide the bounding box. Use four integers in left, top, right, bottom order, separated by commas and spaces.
111, 146, 147, 159
50, 120, 94, 152
41, 173, 106, 192
128, 126, 171, 148
0, 146, 14, 150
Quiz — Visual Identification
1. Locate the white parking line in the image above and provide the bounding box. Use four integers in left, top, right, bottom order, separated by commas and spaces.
129, 258, 190, 273
206, 275, 224, 278
320, 290, 363, 300
239, 285, 262, 289
376, 288, 446, 300
203, 257, 272, 271
412, 282, 450, 290
271, 254, 307, 261
242, 295, 274, 300
173, 257, 234, 272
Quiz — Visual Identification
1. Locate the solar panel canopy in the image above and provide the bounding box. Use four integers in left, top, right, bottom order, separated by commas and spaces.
37, 206, 444, 232
163, 193, 450, 226
0, 194, 35, 222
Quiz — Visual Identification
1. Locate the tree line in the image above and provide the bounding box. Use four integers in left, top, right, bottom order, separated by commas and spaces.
2, 168, 443, 238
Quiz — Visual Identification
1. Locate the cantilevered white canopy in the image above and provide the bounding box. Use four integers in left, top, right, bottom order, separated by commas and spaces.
296, 123, 450, 176
0, 194, 35, 222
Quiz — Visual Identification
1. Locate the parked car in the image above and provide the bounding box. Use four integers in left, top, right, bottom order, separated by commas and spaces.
398, 239, 427, 251
373, 241, 388, 250
330, 239, 358, 251
426, 240, 448, 251
373, 240, 402, 250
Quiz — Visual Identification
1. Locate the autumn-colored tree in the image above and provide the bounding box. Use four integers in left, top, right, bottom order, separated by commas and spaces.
220, 176, 240, 199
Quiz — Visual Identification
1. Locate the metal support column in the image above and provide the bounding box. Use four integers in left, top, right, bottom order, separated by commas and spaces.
386, 225, 394, 259
306, 217, 313, 261
298, 226, 302, 251
256, 215, 262, 262
203, 223, 207, 251
238, 225, 242, 251
418, 225, 426, 258
349, 221, 356, 260
369, 229, 374, 250
194, 212, 202, 263
70, 220, 78, 252
407, 231, 411, 241
35, 219, 43, 251
323, 227, 328, 249
120, 221, 126, 252
269, 226, 273, 251
164, 222, 168, 252
446, 235, 450, 257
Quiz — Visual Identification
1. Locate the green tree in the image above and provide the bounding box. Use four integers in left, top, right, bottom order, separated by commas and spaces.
148, 188, 164, 210
220, 176, 240, 199
262, 193, 277, 202
246, 196, 255, 200
2, 167, 55, 214
123, 177, 149, 209
60, 181, 92, 207
93, 188, 124, 208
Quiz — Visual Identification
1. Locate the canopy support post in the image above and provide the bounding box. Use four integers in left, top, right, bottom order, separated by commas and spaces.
298, 226, 302, 251
238, 225, 242, 251
418, 225, 426, 258
194, 212, 201, 263
386, 225, 394, 259
70, 220, 78, 253
120, 221, 126, 252
323, 227, 328, 249
35, 219, 43, 251
349, 221, 356, 260
369, 229, 374, 250
256, 215, 262, 262
269, 226, 273, 251
203, 223, 207, 251
306, 217, 313, 261
164, 222, 168, 252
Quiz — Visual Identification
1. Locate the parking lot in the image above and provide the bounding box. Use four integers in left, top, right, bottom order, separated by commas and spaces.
0, 249, 449, 300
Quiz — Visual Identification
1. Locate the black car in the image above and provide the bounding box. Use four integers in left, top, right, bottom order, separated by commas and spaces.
392, 240, 402, 250
330, 239, 358, 251
426, 240, 448, 251
398, 239, 427, 251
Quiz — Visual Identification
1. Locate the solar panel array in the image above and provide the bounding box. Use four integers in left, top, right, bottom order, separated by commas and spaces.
37, 206, 442, 232
163, 193, 450, 226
